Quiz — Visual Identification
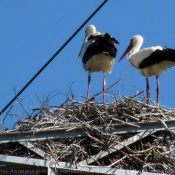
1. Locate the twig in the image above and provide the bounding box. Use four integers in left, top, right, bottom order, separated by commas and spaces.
13, 87, 30, 118
69, 82, 75, 100
111, 117, 140, 127
46, 143, 60, 167
130, 91, 144, 98
108, 155, 127, 167
89, 73, 127, 101
86, 131, 104, 145
2, 105, 13, 130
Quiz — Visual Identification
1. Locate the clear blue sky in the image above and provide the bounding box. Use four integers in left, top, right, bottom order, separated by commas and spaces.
1, 0, 175, 129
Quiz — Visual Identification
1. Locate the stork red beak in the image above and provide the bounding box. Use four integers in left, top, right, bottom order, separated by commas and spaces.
78, 43, 83, 57
118, 43, 133, 62
78, 37, 86, 57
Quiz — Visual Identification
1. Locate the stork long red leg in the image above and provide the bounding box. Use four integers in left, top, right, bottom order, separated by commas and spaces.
146, 77, 150, 104
103, 74, 106, 103
156, 76, 160, 104
87, 71, 91, 101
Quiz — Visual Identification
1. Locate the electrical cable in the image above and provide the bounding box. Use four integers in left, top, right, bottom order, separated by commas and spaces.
0, 0, 108, 115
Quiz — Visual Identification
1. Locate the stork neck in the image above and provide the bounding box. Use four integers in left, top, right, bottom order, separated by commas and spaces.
128, 41, 142, 59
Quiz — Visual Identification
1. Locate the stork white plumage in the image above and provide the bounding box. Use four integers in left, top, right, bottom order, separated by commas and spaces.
79, 25, 119, 103
119, 35, 175, 103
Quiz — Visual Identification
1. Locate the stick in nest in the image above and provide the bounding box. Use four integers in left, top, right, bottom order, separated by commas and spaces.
13, 87, 30, 118
84, 73, 127, 102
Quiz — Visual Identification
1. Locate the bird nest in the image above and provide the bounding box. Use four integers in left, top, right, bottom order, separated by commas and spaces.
5, 96, 175, 132
2, 93, 175, 174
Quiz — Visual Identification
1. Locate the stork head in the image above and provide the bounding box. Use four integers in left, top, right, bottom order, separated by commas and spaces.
85, 25, 97, 37
78, 25, 98, 57
118, 35, 143, 61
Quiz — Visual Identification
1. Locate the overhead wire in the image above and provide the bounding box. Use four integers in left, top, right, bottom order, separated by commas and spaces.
0, 0, 108, 115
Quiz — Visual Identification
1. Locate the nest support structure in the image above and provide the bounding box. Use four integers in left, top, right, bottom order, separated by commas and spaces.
1, 97, 175, 175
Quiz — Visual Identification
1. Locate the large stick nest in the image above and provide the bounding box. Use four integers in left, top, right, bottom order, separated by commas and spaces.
2, 95, 175, 174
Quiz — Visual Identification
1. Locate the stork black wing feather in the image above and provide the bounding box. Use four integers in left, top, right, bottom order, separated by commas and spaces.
139, 48, 175, 69
87, 33, 119, 45
82, 34, 118, 64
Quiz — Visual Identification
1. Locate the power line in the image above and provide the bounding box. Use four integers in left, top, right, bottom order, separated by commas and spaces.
0, 0, 108, 116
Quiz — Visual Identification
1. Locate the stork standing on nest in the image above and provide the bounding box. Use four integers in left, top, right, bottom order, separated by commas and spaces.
119, 35, 175, 103
79, 25, 119, 103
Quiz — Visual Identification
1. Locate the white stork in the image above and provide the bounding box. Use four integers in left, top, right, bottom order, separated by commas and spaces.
119, 35, 175, 103
79, 25, 119, 103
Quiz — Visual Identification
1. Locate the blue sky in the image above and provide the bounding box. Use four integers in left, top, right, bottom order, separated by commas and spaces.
1, 1, 175, 129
